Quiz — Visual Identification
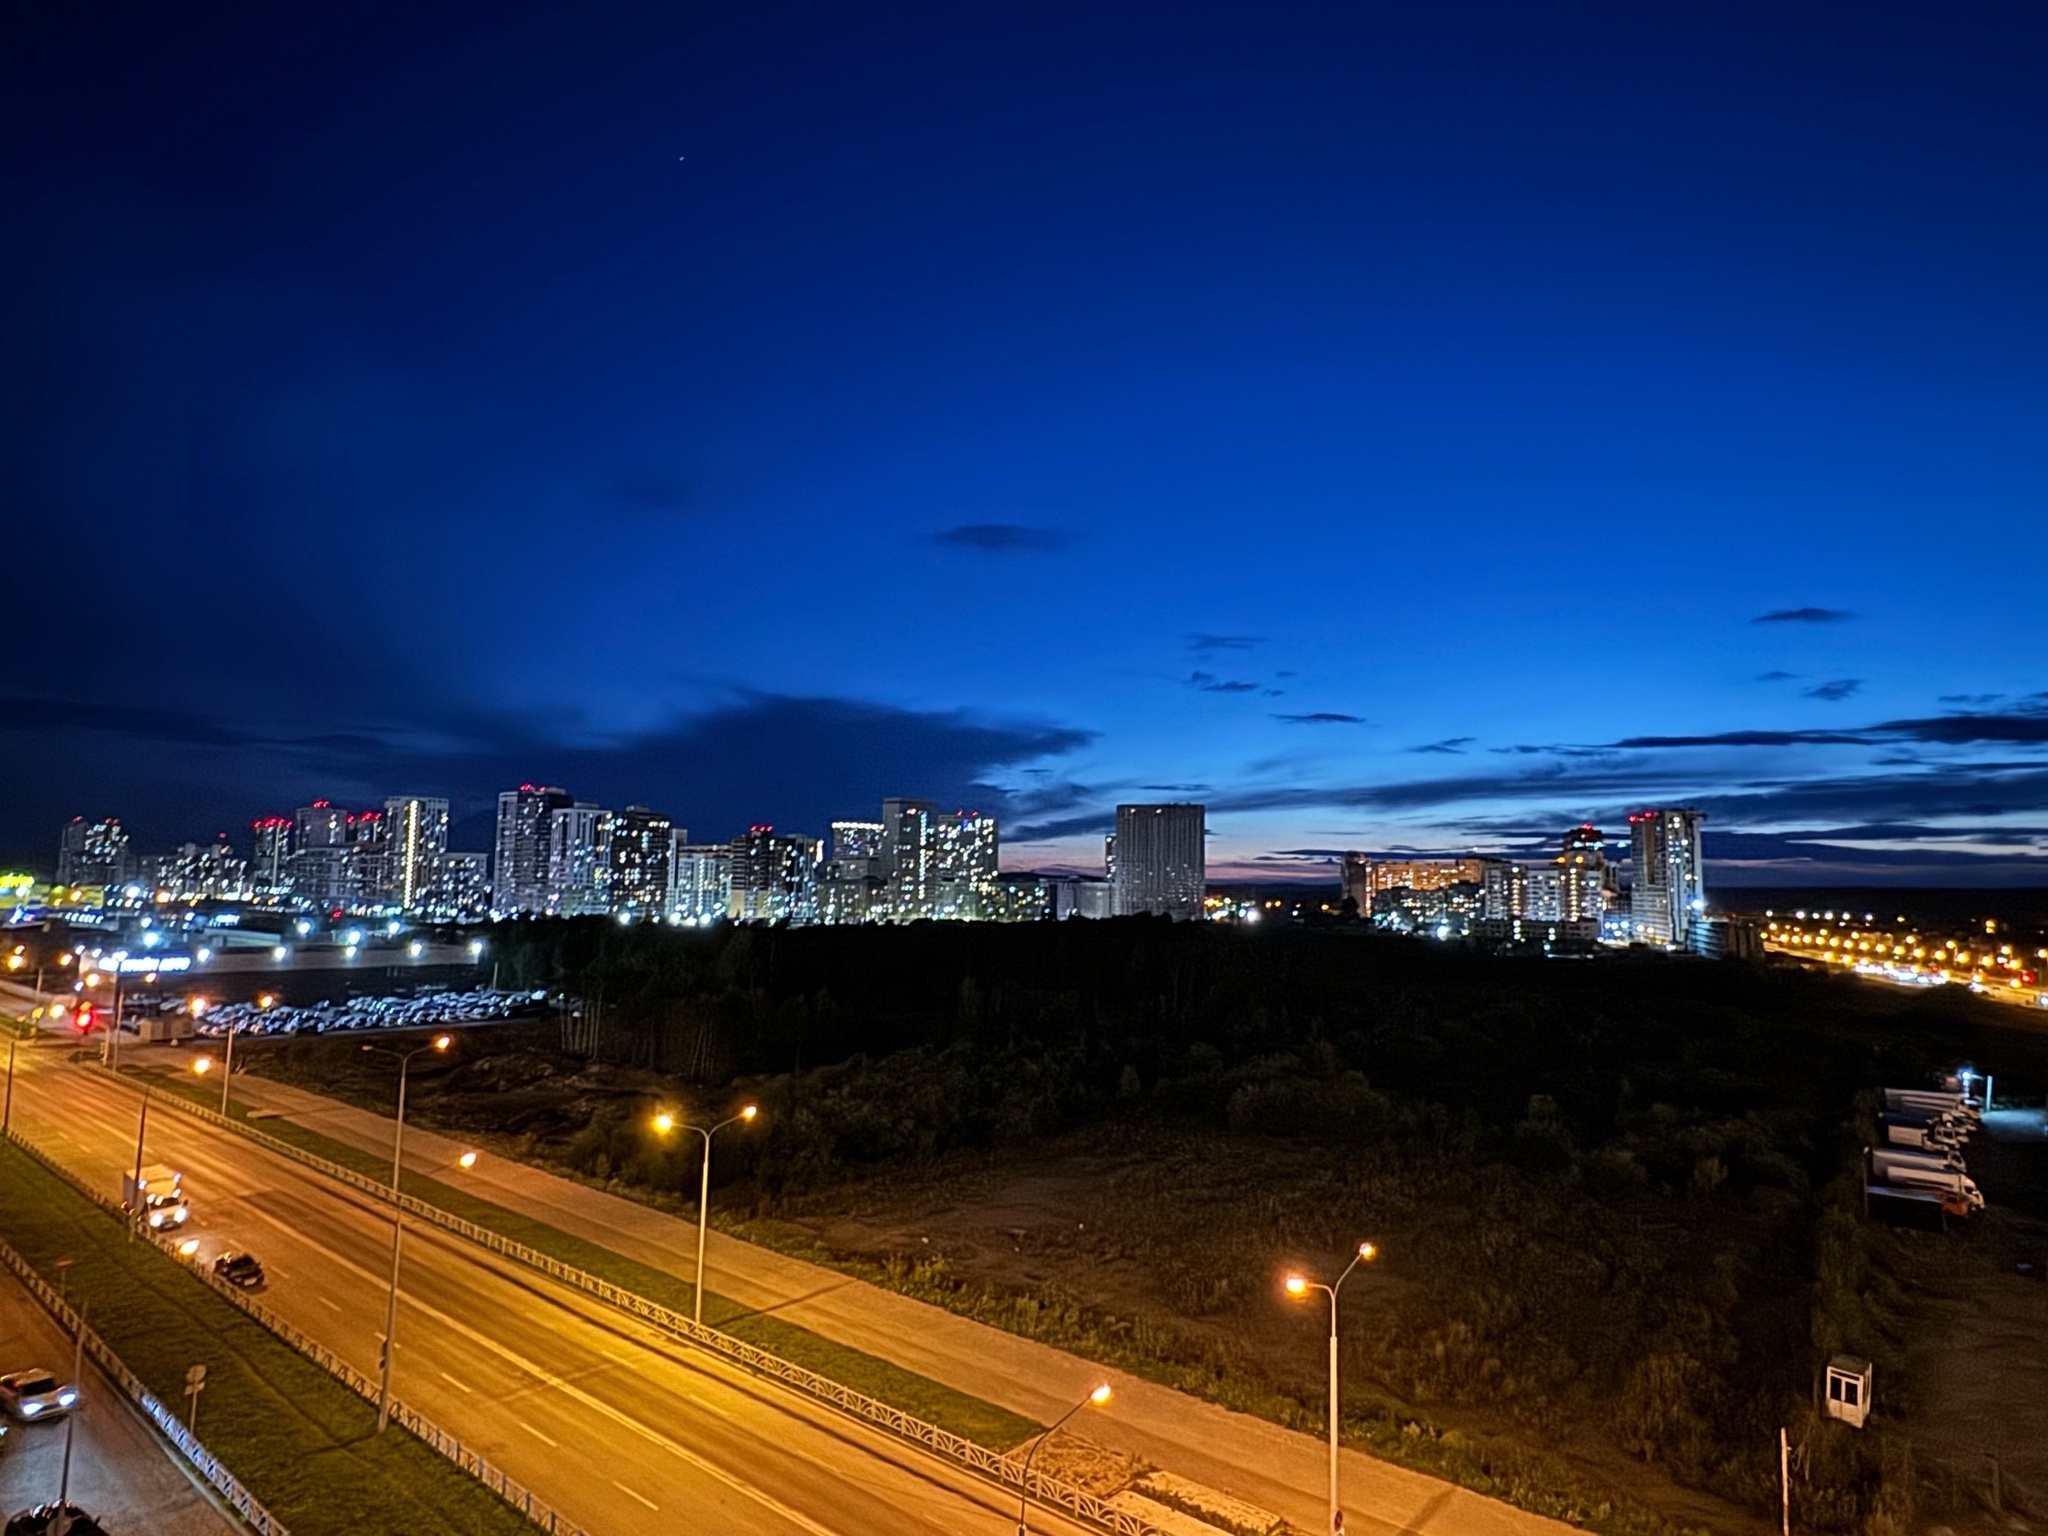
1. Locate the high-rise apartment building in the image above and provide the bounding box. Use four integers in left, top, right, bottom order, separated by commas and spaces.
492, 785, 573, 917
670, 845, 734, 925
430, 852, 491, 922
608, 806, 677, 917
1112, 804, 1206, 919
384, 796, 450, 914
546, 803, 612, 916
1629, 808, 1707, 946
729, 826, 820, 923
880, 798, 937, 916
1343, 855, 1490, 913
931, 810, 999, 918
342, 809, 391, 910
57, 817, 134, 888
1557, 824, 1605, 926
251, 817, 293, 903
144, 838, 250, 901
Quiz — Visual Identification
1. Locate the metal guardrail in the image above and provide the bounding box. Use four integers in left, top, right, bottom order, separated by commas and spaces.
119, 1068, 1167, 1536
0, 1233, 290, 1536
0, 1124, 587, 1536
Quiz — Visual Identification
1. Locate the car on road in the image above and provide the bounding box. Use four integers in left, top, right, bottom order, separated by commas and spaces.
0, 1372, 78, 1421
214, 1251, 265, 1289
5, 1502, 109, 1536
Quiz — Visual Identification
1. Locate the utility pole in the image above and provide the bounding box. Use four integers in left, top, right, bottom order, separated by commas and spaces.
1779, 1426, 1790, 1536
55, 1320, 84, 1536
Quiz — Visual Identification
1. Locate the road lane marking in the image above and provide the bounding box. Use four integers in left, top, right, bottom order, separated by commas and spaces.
519, 1420, 558, 1447
439, 1371, 473, 1393
317, 1297, 342, 1312
613, 1481, 659, 1511
222, 1196, 852, 1536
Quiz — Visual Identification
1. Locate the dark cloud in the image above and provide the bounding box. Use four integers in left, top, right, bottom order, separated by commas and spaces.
1753, 607, 1854, 624
1614, 706, 2048, 751
1804, 679, 1863, 702
1007, 811, 1116, 842
1940, 693, 2004, 705
0, 691, 1093, 868
1756, 671, 1798, 682
1275, 712, 1367, 725
1187, 672, 1260, 695
932, 523, 1070, 554
1413, 737, 1475, 754
1188, 634, 1265, 652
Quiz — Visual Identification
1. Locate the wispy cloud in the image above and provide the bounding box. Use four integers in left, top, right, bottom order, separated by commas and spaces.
1187, 671, 1260, 695
1804, 679, 1863, 702
1188, 634, 1265, 652
932, 523, 1070, 554
1275, 711, 1366, 725
1940, 693, 2003, 705
1413, 736, 1475, 754
1753, 606, 1854, 624
1756, 671, 1798, 682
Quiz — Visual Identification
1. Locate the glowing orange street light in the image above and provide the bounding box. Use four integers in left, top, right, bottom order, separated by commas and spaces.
1016, 1384, 1114, 1535
651, 1104, 762, 1324
456, 1151, 478, 1171
1285, 1242, 1379, 1533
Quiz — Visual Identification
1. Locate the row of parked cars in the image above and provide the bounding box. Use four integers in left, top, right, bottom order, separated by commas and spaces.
194, 987, 543, 1039
1869, 1080, 1984, 1217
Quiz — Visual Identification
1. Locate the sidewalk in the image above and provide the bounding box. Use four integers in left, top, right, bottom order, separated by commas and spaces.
125, 1043, 1571, 1536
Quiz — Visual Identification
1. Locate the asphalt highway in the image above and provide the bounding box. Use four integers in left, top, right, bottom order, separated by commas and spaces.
2, 1045, 1102, 1536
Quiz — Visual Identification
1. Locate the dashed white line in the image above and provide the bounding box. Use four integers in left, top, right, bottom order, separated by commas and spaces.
519, 1420, 558, 1447
613, 1481, 659, 1511
438, 1371, 473, 1393
316, 1296, 343, 1312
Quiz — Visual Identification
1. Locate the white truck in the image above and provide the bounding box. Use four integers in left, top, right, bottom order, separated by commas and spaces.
1876, 1159, 1983, 1211
1879, 1108, 1962, 1145
1885, 1088, 1977, 1123
120, 1163, 189, 1230
1881, 1120, 1958, 1155
1872, 1145, 1966, 1177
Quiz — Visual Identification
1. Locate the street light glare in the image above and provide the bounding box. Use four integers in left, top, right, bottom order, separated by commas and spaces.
1359, 1242, 1377, 1261
1284, 1274, 1307, 1296
177, 1238, 200, 1258
192, 1056, 212, 1075
740, 1104, 758, 1122
433, 1034, 452, 1051
457, 1151, 478, 1170
653, 1112, 676, 1134
1089, 1383, 1112, 1405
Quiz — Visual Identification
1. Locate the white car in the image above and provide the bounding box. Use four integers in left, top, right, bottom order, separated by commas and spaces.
0, 1371, 79, 1421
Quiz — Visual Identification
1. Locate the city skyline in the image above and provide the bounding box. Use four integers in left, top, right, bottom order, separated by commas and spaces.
7, 3, 2048, 885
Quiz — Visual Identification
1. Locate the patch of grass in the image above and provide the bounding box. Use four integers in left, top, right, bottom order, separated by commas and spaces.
0, 1139, 535, 1536
130, 1066, 1041, 1451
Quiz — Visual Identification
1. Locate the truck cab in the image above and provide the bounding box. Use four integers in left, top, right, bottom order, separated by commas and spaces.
120, 1163, 189, 1230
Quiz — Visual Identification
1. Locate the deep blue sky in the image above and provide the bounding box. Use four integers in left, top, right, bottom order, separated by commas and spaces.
7, 1, 2048, 883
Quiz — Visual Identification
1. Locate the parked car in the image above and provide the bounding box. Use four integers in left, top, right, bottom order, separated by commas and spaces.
0, 1372, 78, 1421
214, 1251, 265, 1289
5, 1502, 110, 1536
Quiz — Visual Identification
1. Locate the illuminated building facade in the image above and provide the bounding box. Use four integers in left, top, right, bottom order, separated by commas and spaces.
545, 802, 612, 916
1629, 807, 1707, 947
251, 817, 293, 903
492, 785, 573, 917
429, 851, 491, 922
608, 806, 678, 918
57, 817, 134, 887
1112, 803, 1206, 919
384, 795, 450, 914
1343, 855, 1488, 914
670, 845, 733, 924
728, 826, 820, 923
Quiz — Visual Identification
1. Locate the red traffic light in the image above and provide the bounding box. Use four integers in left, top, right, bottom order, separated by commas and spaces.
73, 1005, 95, 1034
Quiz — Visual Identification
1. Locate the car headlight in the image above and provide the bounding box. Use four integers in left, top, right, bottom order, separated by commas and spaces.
149, 1212, 165, 1227
56, 1391, 75, 1407
22, 1401, 40, 1416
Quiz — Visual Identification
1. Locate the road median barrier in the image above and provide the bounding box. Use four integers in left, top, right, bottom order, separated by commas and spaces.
0, 1122, 587, 1536
0, 1233, 292, 1536
102, 1063, 1172, 1536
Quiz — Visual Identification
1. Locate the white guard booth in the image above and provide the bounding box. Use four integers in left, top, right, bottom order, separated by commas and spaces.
1823, 1355, 1873, 1428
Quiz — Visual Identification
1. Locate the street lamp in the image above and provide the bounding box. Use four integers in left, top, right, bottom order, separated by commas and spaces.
1016, 1383, 1112, 1535
126, 1056, 215, 1244
360, 1033, 451, 1431
651, 1103, 758, 1324
1285, 1241, 1378, 1536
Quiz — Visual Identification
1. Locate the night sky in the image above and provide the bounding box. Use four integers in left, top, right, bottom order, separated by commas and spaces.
7, 2, 2048, 883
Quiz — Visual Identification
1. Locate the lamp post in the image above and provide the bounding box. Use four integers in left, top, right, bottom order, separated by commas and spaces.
3, 1035, 16, 1136
651, 1104, 758, 1325
361, 1033, 451, 1431
1016, 1384, 1112, 1536
1285, 1241, 1378, 1535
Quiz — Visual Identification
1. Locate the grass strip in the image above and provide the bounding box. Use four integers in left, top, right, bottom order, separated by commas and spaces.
0, 1137, 536, 1536
138, 1066, 1041, 1451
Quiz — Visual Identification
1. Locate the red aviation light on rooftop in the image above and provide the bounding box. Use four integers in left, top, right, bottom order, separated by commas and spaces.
312, 800, 330, 807
750, 824, 774, 834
